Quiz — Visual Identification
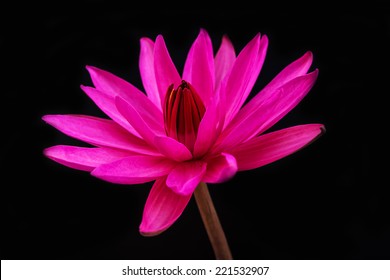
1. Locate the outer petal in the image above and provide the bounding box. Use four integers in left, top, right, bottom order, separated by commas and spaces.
182, 29, 215, 105
237, 51, 313, 118
223, 34, 268, 125
86, 66, 163, 128
214, 35, 236, 91
42, 115, 157, 155
229, 124, 325, 171
216, 70, 319, 151
91, 155, 175, 184
166, 161, 207, 196
154, 35, 181, 101
203, 153, 237, 183
44, 145, 130, 171
140, 177, 192, 236
80, 85, 138, 136
139, 37, 161, 109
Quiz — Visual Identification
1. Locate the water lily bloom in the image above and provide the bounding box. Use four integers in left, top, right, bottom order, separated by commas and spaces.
43, 29, 324, 237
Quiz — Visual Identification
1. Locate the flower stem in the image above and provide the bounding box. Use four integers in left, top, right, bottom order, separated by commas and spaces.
194, 182, 233, 260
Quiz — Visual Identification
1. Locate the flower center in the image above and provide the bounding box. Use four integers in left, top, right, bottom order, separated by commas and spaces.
163, 80, 206, 153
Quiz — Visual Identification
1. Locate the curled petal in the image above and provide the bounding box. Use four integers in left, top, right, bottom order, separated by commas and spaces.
230, 124, 325, 171
91, 155, 175, 184
203, 153, 237, 184
44, 145, 131, 171
140, 177, 192, 236
166, 161, 207, 196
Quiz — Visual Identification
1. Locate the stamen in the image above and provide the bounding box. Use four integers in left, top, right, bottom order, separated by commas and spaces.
163, 80, 205, 153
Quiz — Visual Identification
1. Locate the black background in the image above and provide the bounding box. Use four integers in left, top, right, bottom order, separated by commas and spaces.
1, 2, 390, 260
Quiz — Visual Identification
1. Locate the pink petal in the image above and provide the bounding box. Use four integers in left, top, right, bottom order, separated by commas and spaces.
86, 66, 163, 128
154, 136, 193, 162
115, 97, 163, 145
154, 35, 181, 102
44, 145, 130, 171
166, 161, 207, 196
182, 29, 215, 106
237, 51, 314, 118
193, 100, 223, 157
91, 155, 175, 184
42, 114, 157, 155
140, 177, 192, 236
230, 124, 325, 171
139, 37, 162, 109
116, 96, 193, 162
203, 153, 237, 183
214, 35, 236, 91
223, 34, 268, 125
80, 85, 138, 136
216, 70, 319, 151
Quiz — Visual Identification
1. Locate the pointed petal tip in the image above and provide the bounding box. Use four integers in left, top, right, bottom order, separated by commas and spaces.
221, 34, 232, 44
301, 51, 314, 65
318, 124, 326, 136
305, 50, 313, 58
85, 65, 95, 72
305, 124, 326, 147
42, 146, 52, 157
41, 114, 56, 123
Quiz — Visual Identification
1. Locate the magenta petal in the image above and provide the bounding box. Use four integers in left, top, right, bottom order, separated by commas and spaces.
115, 96, 165, 145
182, 29, 215, 105
154, 136, 193, 162
140, 177, 192, 236
116, 97, 192, 162
44, 145, 130, 171
91, 155, 175, 184
139, 37, 162, 109
81, 85, 138, 136
238, 51, 314, 118
193, 101, 223, 157
216, 70, 319, 151
230, 124, 325, 171
203, 153, 237, 183
86, 66, 163, 127
214, 35, 236, 91
223, 33, 268, 124
42, 114, 157, 155
166, 161, 207, 196
154, 35, 181, 101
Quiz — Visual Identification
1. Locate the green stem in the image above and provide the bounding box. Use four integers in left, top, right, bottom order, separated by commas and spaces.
194, 182, 233, 260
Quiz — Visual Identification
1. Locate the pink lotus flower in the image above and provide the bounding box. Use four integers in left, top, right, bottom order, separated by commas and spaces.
43, 29, 324, 237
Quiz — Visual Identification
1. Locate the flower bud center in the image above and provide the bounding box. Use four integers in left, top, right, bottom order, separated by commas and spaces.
163, 80, 206, 153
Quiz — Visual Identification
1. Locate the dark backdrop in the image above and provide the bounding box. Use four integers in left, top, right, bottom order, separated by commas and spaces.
1, 3, 389, 260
